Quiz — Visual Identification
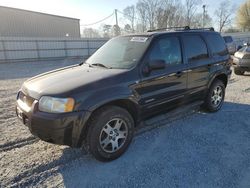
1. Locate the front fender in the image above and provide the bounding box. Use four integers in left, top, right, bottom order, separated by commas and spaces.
75, 85, 139, 112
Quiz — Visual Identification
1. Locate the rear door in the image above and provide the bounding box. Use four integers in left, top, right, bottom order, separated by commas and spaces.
182, 34, 212, 101
135, 34, 188, 117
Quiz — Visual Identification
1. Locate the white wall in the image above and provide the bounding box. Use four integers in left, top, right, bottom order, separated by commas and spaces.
0, 37, 108, 62
222, 32, 250, 47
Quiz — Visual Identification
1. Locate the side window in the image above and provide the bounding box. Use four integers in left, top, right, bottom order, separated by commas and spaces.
206, 34, 228, 57
183, 35, 209, 62
148, 36, 182, 65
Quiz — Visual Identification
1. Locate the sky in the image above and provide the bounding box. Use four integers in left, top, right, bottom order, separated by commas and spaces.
0, 0, 246, 30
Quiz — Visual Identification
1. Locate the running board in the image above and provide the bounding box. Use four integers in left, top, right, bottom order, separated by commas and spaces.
136, 101, 204, 136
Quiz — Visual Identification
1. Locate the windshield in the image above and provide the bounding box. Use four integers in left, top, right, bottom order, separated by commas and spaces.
238, 46, 247, 52
223, 36, 233, 43
86, 36, 151, 69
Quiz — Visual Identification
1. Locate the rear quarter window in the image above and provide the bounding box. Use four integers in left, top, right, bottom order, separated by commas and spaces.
206, 34, 228, 57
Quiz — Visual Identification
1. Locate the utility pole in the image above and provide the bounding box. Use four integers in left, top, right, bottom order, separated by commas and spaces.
114, 9, 120, 36
202, 5, 206, 28
115, 9, 118, 26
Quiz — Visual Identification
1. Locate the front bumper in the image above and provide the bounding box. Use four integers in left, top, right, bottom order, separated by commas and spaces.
16, 98, 90, 147
233, 57, 250, 70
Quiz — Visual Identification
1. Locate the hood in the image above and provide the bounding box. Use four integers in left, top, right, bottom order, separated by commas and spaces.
21, 64, 127, 99
234, 51, 250, 59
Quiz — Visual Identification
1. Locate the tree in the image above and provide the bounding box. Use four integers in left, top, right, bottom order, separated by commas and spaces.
185, 0, 202, 26
142, 0, 163, 30
123, 5, 136, 32
136, 1, 148, 32
171, 3, 186, 27
214, 1, 234, 32
102, 24, 112, 37
224, 28, 241, 33
236, 0, 250, 31
112, 25, 121, 36
192, 12, 212, 28
82, 28, 100, 38
155, 0, 184, 28
124, 24, 132, 33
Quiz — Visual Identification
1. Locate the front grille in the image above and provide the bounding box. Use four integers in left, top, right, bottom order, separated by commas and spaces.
18, 91, 35, 107
242, 54, 250, 59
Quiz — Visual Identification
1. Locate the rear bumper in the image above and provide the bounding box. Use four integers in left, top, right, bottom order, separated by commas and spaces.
16, 99, 91, 147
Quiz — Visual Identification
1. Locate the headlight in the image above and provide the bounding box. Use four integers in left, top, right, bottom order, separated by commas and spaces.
39, 96, 75, 113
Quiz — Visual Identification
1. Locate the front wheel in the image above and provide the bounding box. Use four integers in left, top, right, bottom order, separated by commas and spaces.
85, 106, 134, 161
234, 68, 245, 75
203, 79, 225, 112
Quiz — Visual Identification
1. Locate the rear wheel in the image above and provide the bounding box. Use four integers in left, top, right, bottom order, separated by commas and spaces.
85, 106, 134, 161
203, 79, 225, 112
234, 68, 245, 75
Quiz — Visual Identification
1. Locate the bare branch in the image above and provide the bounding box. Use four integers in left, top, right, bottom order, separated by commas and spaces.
214, 1, 234, 32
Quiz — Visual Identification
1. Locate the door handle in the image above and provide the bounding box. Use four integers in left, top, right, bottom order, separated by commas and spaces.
175, 71, 183, 77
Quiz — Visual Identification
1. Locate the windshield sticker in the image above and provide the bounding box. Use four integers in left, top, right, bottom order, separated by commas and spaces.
130, 37, 148, 42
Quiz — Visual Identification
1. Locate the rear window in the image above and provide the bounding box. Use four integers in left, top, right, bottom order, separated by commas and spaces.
238, 47, 246, 52
223, 36, 233, 43
206, 34, 228, 57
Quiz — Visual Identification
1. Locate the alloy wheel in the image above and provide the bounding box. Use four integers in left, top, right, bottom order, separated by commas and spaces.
99, 118, 128, 153
211, 86, 223, 107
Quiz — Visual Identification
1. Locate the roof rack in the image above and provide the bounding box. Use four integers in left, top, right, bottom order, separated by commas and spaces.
188, 27, 215, 31
147, 26, 214, 32
147, 26, 190, 32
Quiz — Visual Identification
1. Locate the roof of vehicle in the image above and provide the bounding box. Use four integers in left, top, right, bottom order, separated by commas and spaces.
124, 26, 218, 38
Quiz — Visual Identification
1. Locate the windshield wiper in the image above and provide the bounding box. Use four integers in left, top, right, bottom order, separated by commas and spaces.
79, 61, 84, 66
79, 61, 94, 67
91, 63, 112, 69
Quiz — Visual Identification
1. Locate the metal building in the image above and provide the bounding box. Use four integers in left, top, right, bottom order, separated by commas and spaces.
0, 6, 80, 38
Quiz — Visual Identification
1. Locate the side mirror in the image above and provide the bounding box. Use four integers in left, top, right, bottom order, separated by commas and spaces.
243, 42, 250, 46
148, 59, 166, 71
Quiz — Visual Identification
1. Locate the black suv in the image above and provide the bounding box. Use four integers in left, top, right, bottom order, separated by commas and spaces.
16, 27, 231, 161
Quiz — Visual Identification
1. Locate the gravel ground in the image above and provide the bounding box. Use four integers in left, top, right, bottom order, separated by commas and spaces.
0, 60, 249, 188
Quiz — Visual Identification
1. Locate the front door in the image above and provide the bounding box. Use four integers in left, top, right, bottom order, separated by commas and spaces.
135, 35, 188, 117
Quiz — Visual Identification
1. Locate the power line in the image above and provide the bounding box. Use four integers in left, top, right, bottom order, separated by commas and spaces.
80, 9, 143, 28
80, 12, 114, 26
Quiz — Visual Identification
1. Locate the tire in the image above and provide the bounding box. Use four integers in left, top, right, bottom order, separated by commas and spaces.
234, 68, 245, 75
203, 79, 225, 112
85, 106, 134, 162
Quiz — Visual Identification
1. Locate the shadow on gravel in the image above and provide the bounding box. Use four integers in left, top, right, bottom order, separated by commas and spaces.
55, 102, 250, 188
0, 136, 38, 152
0, 58, 82, 80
